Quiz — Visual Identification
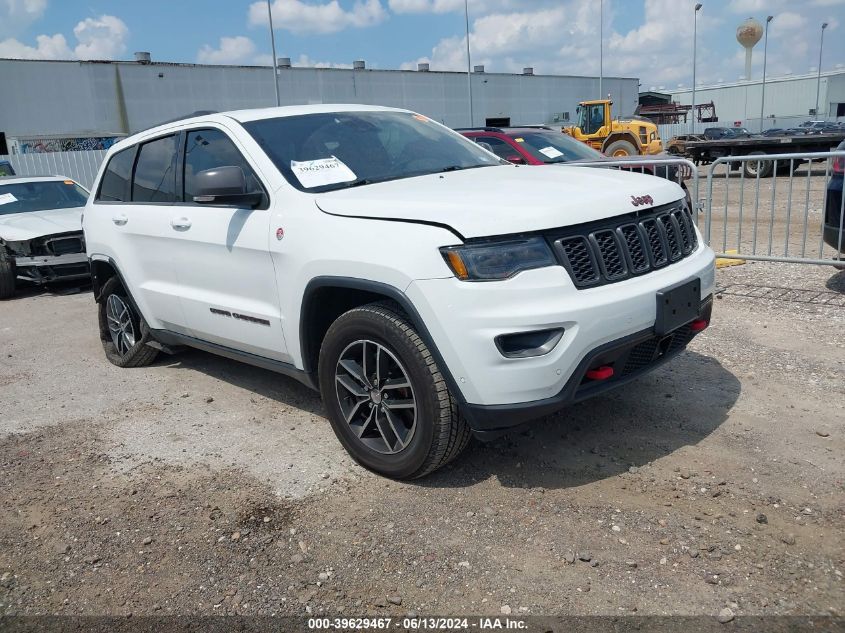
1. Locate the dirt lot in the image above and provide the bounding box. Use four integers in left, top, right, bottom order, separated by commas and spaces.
0, 262, 843, 621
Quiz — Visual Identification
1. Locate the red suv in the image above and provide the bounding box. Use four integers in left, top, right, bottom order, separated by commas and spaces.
458, 126, 692, 205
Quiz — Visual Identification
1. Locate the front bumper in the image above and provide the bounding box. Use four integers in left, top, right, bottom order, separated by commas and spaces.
464, 298, 711, 437
407, 241, 716, 429
14, 252, 90, 284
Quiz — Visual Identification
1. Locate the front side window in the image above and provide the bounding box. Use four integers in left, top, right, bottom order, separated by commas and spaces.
473, 136, 516, 160
513, 131, 603, 163
97, 148, 134, 202
132, 135, 177, 203
183, 129, 263, 201
244, 111, 501, 193
0, 180, 89, 216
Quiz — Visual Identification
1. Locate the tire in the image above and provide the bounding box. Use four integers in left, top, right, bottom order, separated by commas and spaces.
743, 152, 773, 178
97, 276, 159, 368
318, 302, 471, 480
604, 139, 637, 157
0, 248, 15, 300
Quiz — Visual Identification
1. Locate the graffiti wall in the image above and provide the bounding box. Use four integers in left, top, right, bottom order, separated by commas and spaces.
16, 136, 120, 154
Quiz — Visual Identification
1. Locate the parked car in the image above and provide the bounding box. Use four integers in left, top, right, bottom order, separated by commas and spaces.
666, 134, 704, 155
0, 160, 15, 176
458, 126, 693, 206
0, 175, 90, 299
84, 105, 715, 479
823, 140, 845, 255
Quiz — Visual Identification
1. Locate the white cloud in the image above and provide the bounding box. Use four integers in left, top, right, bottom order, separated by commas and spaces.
73, 14, 128, 60
728, 0, 786, 14
388, 0, 462, 13
198, 36, 258, 64
0, 13, 128, 61
292, 53, 353, 68
0, 32, 72, 59
0, 0, 47, 38
248, 0, 387, 35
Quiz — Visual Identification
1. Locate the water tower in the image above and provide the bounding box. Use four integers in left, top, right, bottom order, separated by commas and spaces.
737, 18, 763, 80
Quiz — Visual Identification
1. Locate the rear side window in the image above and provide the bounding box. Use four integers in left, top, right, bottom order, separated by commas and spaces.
132, 135, 177, 202
183, 129, 263, 201
97, 148, 134, 202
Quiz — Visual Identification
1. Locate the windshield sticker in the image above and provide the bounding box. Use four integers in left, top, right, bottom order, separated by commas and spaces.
290, 156, 357, 189
514, 138, 525, 143
538, 146, 564, 159
412, 114, 430, 122
0, 193, 18, 206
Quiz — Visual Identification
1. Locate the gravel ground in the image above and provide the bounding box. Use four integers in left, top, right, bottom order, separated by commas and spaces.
0, 261, 843, 619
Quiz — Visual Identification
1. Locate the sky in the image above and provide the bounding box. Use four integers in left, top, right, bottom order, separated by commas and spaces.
0, 0, 843, 90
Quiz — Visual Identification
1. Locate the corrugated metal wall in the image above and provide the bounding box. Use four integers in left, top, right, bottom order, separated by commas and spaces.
1, 151, 107, 189
0, 59, 639, 138
668, 71, 845, 130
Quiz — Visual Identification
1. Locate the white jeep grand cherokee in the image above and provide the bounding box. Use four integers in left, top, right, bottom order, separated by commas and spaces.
84, 104, 715, 479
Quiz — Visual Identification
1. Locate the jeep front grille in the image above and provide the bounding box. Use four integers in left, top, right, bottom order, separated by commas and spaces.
551, 202, 697, 289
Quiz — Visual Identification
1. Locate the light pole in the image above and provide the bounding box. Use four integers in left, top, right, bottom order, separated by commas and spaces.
690, 3, 702, 133
599, 0, 603, 100
815, 22, 828, 117
464, 0, 473, 126
759, 15, 772, 133
266, 0, 281, 106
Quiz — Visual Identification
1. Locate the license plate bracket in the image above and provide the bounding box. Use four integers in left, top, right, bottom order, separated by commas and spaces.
655, 278, 701, 336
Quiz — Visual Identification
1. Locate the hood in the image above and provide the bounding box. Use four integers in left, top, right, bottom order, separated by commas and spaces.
0, 206, 84, 241
316, 165, 683, 239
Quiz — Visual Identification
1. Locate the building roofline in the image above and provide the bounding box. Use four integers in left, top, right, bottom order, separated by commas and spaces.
669, 68, 845, 94
0, 56, 639, 81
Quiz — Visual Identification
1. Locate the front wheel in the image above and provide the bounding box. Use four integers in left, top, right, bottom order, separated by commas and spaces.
318, 302, 470, 479
97, 276, 159, 368
604, 139, 637, 157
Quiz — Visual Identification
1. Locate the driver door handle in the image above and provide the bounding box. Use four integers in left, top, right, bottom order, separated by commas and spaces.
112, 214, 128, 226
170, 217, 192, 230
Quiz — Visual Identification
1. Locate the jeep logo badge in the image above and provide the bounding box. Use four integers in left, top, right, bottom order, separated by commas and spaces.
630, 194, 654, 207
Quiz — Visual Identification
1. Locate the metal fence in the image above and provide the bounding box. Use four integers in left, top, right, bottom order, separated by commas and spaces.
704, 151, 845, 265
0, 150, 107, 189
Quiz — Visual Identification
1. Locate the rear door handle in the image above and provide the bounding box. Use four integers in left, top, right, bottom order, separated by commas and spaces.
170, 217, 192, 230
112, 214, 128, 226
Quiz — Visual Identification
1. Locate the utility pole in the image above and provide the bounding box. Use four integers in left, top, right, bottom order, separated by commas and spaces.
759, 15, 773, 133
599, 0, 603, 100
267, 0, 281, 107
691, 3, 702, 133
815, 22, 828, 117
464, 0, 473, 126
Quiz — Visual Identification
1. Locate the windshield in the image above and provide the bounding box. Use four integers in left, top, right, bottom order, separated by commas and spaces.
513, 131, 603, 163
243, 111, 502, 193
0, 180, 89, 216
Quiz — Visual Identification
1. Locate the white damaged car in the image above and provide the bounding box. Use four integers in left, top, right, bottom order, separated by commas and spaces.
0, 175, 90, 299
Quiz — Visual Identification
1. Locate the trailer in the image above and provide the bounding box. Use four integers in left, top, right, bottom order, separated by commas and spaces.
681, 132, 845, 177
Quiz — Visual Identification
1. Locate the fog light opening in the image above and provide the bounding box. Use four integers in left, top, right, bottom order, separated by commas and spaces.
495, 327, 565, 359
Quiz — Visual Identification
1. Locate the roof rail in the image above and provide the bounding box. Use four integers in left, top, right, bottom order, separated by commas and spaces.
454, 126, 504, 133
154, 110, 219, 127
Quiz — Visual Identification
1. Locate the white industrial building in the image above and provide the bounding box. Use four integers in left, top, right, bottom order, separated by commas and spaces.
669, 69, 845, 132
0, 56, 639, 154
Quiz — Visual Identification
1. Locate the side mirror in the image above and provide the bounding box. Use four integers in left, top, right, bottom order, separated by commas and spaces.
192, 166, 263, 207
505, 154, 526, 165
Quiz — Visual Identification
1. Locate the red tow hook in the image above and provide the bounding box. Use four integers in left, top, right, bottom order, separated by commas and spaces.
585, 366, 614, 381
690, 318, 709, 332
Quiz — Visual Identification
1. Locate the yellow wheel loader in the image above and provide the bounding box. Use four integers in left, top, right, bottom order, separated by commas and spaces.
563, 99, 663, 157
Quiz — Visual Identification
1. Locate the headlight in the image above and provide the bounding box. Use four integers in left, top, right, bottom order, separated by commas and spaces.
440, 236, 556, 281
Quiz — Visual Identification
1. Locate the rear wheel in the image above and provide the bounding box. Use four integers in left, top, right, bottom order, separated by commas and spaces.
318, 302, 470, 479
0, 249, 15, 300
743, 151, 773, 178
604, 139, 637, 157
97, 276, 158, 367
